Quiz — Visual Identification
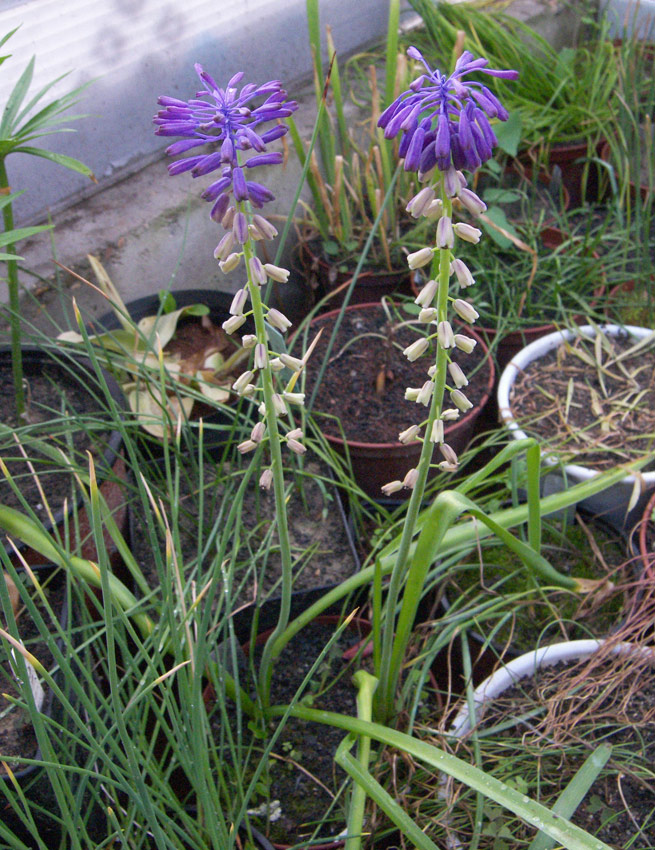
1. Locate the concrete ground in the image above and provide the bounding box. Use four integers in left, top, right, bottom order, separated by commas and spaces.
5, 0, 584, 340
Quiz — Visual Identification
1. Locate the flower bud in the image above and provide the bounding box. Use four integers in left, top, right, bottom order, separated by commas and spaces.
451, 258, 475, 288
251, 422, 266, 443
437, 216, 454, 249
443, 168, 461, 198
287, 438, 306, 455
232, 370, 254, 393
407, 247, 434, 269
267, 308, 292, 332
405, 387, 421, 402
441, 408, 460, 421
254, 343, 268, 370
242, 334, 257, 348
229, 288, 248, 316
287, 428, 303, 440
418, 307, 438, 324
381, 480, 403, 496
219, 252, 241, 274
282, 392, 305, 406
398, 425, 421, 444
237, 439, 257, 454
448, 362, 469, 388
403, 337, 429, 362
440, 443, 458, 466
430, 419, 444, 443
453, 223, 482, 244
222, 206, 236, 229
222, 314, 246, 334
451, 389, 473, 411
414, 278, 438, 308
458, 187, 487, 216
252, 214, 278, 240
259, 468, 273, 490
233, 211, 249, 244
453, 299, 479, 324
437, 321, 455, 349
439, 460, 458, 472
406, 186, 435, 218
416, 380, 434, 406
269, 358, 285, 371
264, 263, 290, 283
214, 232, 235, 261
272, 393, 287, 416
279, 353, 304, 371
402, 468, 419, 489
423, 198, 444, 219
249, 256, 267, 285
454, 334, 477, 353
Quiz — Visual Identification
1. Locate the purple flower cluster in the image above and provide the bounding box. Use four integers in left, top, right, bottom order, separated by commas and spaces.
154, 65, 297, 219
378, 48, 518, 174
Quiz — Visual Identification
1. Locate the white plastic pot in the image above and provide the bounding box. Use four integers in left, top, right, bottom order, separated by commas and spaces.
450, 639, 641, 736
445, 639, 655, 849
497, 324, 655, 529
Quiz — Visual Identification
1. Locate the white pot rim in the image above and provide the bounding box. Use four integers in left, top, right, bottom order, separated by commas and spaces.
497, 324, 655, 486
451, 637, 655, 736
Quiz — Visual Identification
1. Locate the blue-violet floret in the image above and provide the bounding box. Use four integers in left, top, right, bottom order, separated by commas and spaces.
154, 65, 298, 217
378, 48, 518, 173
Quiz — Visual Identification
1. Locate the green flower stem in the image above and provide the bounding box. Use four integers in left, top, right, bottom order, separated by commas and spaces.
344, 671, 379, 850
0, 158, 24, 415
375, 183, 453, 721
239, 230, 295, 706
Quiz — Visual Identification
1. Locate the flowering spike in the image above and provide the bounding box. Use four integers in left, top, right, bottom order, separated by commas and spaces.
378, 46, 517, 173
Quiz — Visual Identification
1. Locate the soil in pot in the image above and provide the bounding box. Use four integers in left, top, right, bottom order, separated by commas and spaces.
129, 455, 359, 615
446, 650, 655, 848
508, 331, 655, 471
0, 350, 127, 566
0, 567, 67, 773
218, 618, 368, 846
304, 304, 491, 445
445, 513, 632, 655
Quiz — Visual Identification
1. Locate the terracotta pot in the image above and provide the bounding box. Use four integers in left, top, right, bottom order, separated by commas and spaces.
604, 277, 655, 325
516, 139, 606, 207
0, 346, 128, 570
297, 240, 412, 308
305, 303, 495, 500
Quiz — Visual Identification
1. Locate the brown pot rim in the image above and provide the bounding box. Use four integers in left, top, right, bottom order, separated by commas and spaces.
310, 302, 495, 451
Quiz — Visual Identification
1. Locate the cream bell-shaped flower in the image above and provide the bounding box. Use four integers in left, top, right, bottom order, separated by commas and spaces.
454, 333, 477, 353
381, 480, 403, 496
259, 468, 273, 489
403, 337, 429, 362
263, 263, 290, 283
222, 314, 247, 334
448, 361, 468, 388
399, 424, 421, 444
451, 389, 473, 411
415, 278, 438, 307
453, 222, 482, 244
407, 247, 434, 269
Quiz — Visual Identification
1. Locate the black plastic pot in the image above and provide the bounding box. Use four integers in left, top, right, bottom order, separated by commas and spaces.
0, 345, 127, 568
0, 565, 105, 848
96, 288, 254, 460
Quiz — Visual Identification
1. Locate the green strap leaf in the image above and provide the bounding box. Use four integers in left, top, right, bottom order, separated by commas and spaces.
13, 145, 95, 179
